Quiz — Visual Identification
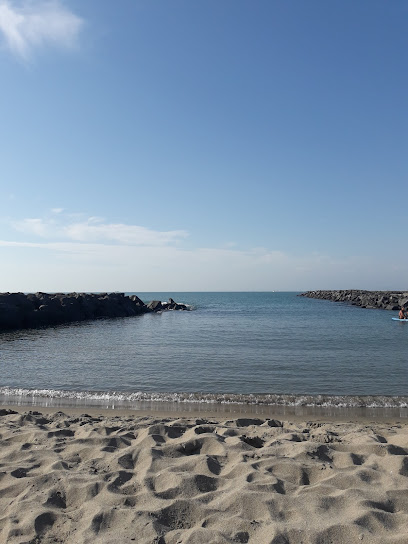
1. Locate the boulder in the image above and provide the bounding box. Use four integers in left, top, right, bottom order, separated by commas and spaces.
130, 295, 145, 306
0, 303, 23, 329
147, 300, 163, 311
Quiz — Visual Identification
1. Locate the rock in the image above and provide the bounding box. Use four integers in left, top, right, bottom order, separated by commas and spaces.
147, 300, 163, 311
130, 295, 145, 306
0, 292, 192, 331
0, 292, 150, 331
299, 290, 408, 312
0, 302, 23, 329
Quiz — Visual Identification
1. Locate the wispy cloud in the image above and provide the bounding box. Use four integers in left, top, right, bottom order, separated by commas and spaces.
3, 210, 400, 291
0, 236, 392, 292
11, 213, 189, 246
12, 217, 50, 237
0, 0, 83, 60
64, 220, 188, 246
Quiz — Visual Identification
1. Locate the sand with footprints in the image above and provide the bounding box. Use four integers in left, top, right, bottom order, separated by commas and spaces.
0, 407, 408, 543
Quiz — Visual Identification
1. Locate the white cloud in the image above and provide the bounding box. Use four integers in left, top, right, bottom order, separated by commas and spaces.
11, 215, 189, 246
12, 217, 50, 236
63, 221, 188, 246
0, 236, 401, 292
0, 0, 83, 60
3, 212, 407, 292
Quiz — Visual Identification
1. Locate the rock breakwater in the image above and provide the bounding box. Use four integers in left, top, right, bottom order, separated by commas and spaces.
300, 290, 408, 311
0, 292, 190, 331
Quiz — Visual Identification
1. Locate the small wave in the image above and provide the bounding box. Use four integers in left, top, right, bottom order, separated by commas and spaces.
0, 387, 407, 409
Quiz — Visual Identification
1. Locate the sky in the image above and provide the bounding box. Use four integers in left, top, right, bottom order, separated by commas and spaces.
0, 0, 406, 292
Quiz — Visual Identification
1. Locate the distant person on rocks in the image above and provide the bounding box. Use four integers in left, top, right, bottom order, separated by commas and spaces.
399, 307, 407, 319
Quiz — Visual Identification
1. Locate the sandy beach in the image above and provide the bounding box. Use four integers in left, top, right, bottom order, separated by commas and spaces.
0, 406, 407, 543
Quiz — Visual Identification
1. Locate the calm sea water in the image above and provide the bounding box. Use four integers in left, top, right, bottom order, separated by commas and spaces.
0, 292, 407, 411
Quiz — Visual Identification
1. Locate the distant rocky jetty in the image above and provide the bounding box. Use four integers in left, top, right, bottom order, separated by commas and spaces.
300, 290, 408, 311
0, 292, 190, 331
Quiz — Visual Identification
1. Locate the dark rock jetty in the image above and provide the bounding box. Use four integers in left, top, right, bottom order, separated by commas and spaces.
300, 290, 408, 311
0, 292, 190, 331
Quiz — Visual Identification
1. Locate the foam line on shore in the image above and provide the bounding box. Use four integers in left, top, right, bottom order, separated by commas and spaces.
1, 386, 407, 408
1, 387, 408, 422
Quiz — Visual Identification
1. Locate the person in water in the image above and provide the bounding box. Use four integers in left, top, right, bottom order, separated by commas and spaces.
399, 307, 407, 319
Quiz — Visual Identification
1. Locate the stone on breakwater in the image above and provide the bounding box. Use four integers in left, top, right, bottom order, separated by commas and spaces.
0, 293, 190, 331
147, 300, 163, 311
300, 290, 408, 311
147, 298, 190, 312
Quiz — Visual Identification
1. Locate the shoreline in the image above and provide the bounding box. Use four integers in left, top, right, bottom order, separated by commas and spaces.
2, 398, 407, 424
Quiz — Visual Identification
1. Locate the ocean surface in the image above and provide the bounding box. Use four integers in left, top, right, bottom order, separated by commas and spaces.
0, 292, 407, 416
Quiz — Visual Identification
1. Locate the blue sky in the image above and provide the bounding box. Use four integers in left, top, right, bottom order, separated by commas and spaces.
0, 0, 406, 292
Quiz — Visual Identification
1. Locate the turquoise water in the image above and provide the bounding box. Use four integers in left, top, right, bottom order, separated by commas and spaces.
0, 292, 407, 409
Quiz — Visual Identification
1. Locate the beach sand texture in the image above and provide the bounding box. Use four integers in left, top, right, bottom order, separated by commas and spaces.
0, 409, 408, 543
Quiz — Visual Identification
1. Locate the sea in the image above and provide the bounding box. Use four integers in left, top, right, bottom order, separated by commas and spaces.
1, 292, 407, 419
